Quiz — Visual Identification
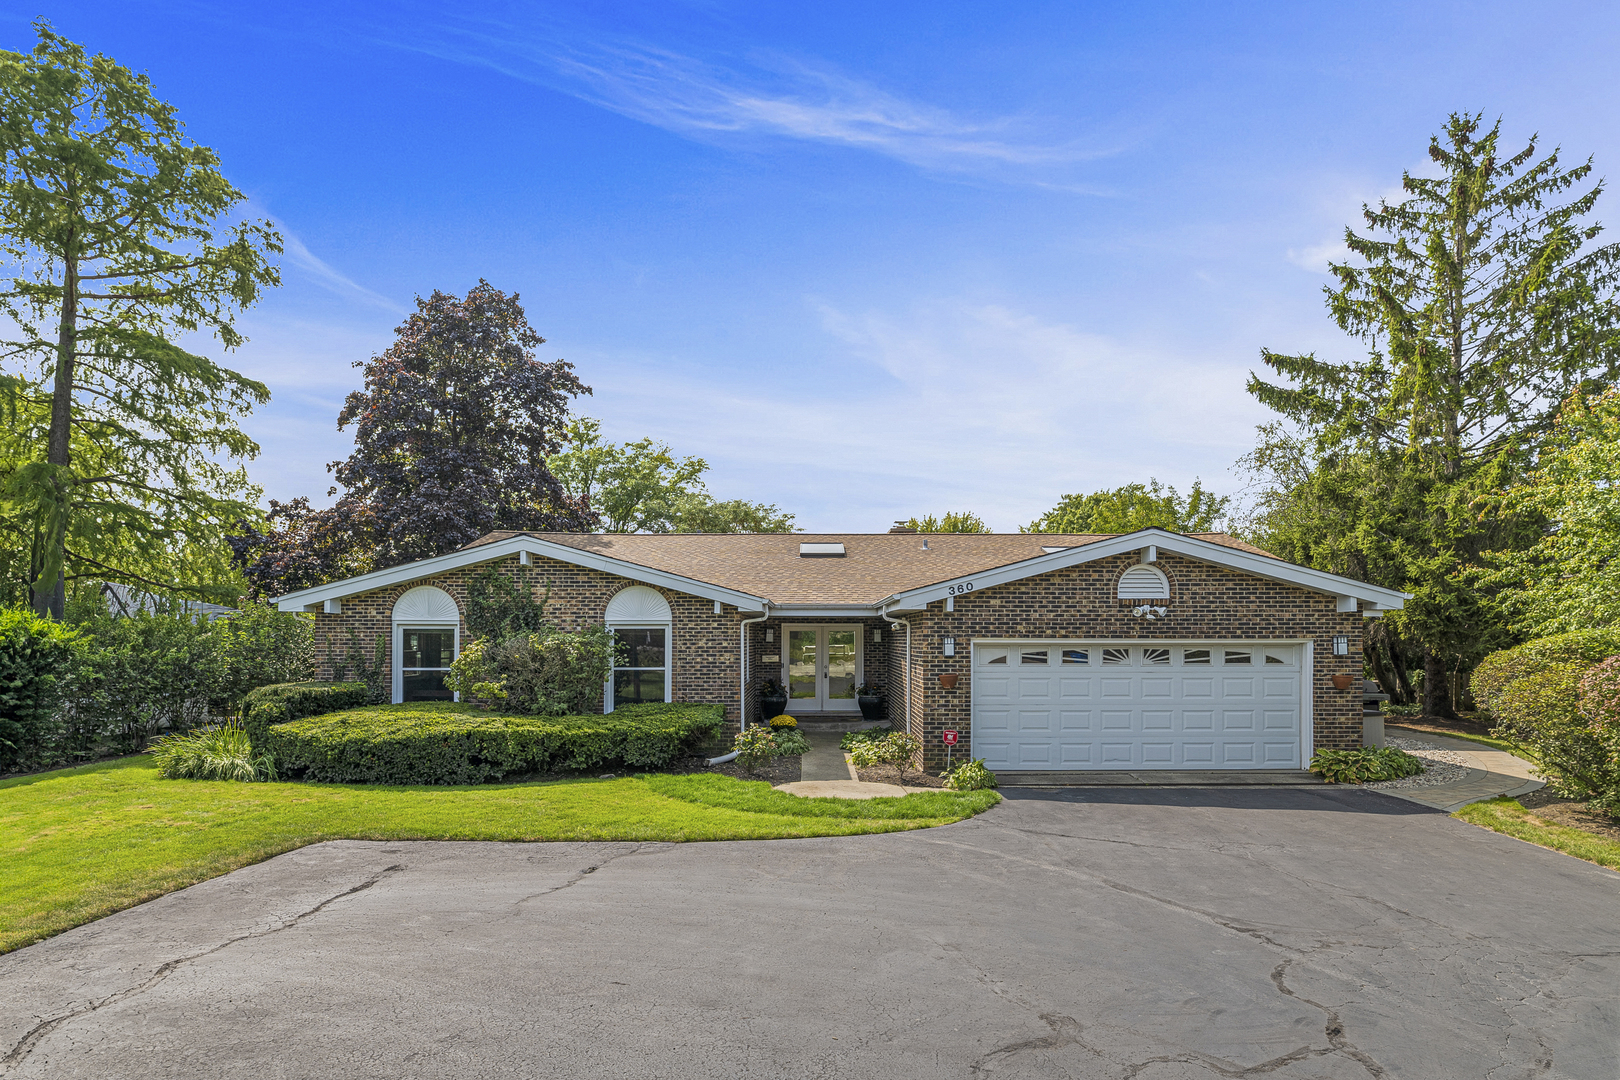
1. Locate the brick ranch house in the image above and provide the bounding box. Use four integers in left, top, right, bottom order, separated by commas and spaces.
271, 527, 1407, 776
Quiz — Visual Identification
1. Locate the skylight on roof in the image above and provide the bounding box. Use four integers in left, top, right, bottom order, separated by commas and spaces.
799, 542, 845, 557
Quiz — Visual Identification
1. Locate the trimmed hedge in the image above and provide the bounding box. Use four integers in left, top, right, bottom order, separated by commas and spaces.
264, 701, 726, 785
242, 681, 370, 754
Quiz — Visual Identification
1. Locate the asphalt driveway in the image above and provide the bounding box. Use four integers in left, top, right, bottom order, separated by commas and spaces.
3, 788, 1616, 1079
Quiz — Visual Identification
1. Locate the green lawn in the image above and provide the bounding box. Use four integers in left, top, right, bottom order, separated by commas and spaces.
1455, 797, 1620, 871
0, 757, 1000, 953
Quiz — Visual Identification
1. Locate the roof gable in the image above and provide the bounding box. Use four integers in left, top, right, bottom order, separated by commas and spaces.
271, 527, 1406, 615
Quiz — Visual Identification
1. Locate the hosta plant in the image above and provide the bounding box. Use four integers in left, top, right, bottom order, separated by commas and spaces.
942, 758, 997, 791
1309, 746, 1424, 784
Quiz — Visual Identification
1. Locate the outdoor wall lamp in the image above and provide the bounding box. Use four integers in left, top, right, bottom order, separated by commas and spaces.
943, 636, 956, 657
765, 628, 773, 642
1332, 635, 1349, 656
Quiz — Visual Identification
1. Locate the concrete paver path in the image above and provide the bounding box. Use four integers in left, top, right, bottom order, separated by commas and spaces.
3, 787, 1616, 1078
1379, 726, 1546, 813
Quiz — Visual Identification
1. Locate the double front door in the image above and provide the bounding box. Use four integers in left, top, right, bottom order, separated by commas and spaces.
786, 625, 860, 712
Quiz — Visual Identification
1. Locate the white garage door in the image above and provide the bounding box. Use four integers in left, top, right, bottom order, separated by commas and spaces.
971, 642, 1305, 771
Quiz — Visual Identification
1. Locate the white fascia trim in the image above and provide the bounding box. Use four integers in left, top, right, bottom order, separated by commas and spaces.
270, 534, 770, 613
767, 605, 876, 618
878, 530, 1411, 612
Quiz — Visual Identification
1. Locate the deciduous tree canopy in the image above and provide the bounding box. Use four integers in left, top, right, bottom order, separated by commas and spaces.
1025, 480, 1228, 534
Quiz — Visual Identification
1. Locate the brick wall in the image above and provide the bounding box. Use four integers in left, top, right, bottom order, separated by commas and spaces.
885, 550, 1364, 771
313, 554, 748, 725
313, 547, 1363, 767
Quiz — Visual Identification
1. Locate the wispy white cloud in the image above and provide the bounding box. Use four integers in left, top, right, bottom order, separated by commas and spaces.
383, 22, 1113, 183
576, 300, 1267, 531
278, 231, 409, 314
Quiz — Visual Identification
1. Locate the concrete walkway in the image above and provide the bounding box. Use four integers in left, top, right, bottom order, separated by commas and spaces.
775, 730, 938, 799
1377, 725, 1545, 812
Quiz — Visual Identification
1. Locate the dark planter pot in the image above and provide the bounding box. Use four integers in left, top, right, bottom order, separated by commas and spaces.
760, 694, 789, 720
857, 694, 886, 721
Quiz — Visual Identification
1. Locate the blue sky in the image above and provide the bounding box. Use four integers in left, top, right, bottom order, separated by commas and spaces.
7, 2, 1620, 531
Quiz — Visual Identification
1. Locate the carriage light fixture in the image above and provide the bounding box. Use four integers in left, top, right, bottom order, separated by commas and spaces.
1332, 635, 1349, 656
943, 636, 956, 657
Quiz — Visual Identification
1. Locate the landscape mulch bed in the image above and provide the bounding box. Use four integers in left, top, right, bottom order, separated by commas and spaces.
1384, 713, 1498, 740
854, 764, 947, 789
675, 752, 802, 785
1517, 788, 1620, 843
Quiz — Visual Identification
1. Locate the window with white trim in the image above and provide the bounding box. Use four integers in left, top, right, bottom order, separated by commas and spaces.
604, 586, 673, 712
612, 627, 668, 707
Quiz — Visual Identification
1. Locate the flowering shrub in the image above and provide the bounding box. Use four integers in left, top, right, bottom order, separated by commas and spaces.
733, 725, 781, 773
848, 731, 923, 779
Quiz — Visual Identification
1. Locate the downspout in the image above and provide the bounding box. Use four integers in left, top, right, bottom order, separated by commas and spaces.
711, 603, 770, 765
881, 604, 910, 735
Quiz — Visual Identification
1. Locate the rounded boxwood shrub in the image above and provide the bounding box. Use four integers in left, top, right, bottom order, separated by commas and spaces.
241, 680, 370, 754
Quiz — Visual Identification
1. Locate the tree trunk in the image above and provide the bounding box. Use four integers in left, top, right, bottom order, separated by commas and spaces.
1389, 644, 1416, 705
1423, 649, 1455, 719
35, 253, 77, 621
1366, 640, 1398, 704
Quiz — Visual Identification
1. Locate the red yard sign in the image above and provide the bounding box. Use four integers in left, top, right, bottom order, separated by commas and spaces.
942, 730, 959, 745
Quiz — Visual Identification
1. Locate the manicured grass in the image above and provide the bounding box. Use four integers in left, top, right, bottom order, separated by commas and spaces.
0, 757, 1000, 954
1455, 797, 1620, 871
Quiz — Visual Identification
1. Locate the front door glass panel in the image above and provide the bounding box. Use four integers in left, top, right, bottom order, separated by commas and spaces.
783, 626, 861, 711
826, 631, 857, 701
788, 630, 819, 701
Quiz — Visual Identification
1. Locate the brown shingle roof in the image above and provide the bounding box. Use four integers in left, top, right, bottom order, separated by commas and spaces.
462, 530, 1278, 605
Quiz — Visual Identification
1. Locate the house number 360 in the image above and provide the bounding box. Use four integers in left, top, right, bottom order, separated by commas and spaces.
947, 582, 974, 596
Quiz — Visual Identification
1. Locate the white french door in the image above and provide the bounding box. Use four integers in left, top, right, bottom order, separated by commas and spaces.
784, 625, 861, 712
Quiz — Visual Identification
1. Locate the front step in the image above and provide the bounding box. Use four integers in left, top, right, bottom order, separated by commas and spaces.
996, 769, 1322, 787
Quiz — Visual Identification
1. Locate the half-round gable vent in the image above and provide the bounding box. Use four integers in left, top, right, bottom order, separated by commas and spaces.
605, 585, 672, 623
392, 585, 460, 622
1117, 564, 1171, 601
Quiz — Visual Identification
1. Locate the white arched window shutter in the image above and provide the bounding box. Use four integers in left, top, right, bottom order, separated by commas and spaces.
605, 586, 672, 713
392, 585, 461, 703
1117, 564, 1171, 601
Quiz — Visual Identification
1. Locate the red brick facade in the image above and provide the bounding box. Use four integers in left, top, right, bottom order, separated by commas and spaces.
315, 548, 1363, 771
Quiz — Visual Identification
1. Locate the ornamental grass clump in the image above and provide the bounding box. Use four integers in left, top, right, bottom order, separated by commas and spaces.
1309, 746, 1424, 784
147, 722, 278, 782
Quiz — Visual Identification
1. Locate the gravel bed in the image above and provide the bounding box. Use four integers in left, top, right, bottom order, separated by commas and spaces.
1362, 736, 1474, 791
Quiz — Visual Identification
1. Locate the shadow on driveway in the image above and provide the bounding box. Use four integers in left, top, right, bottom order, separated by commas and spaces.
999, 783, 1446, 814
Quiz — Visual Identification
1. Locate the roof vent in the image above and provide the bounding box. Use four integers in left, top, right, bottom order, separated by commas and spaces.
889, 523, 917, 533
799, 542, 846, 558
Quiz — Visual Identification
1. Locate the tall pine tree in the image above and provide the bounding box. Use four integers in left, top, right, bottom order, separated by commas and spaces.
1246, 113, 1620, 715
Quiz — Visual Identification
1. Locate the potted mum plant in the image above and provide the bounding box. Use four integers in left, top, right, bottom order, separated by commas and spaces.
760, 678, 789, 720
855, 681, 886, 721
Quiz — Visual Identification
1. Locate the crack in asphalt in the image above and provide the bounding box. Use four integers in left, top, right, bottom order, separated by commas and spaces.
925, 832, 1398, 1078
0, 864, 405, 1077
969, 1012, 1090, 1076
512, 844, 651, 906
